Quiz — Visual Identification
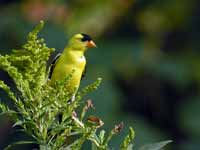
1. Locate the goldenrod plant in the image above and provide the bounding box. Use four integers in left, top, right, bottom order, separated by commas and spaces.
0, 21, 171, 150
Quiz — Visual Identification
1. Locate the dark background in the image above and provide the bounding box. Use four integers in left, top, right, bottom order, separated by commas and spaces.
0, 0, 200, 149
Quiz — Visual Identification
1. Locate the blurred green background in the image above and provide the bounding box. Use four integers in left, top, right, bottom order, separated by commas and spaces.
0, 0, 200, 149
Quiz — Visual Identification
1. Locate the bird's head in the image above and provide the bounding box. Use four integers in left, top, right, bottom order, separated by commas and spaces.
68, 33, 96, 51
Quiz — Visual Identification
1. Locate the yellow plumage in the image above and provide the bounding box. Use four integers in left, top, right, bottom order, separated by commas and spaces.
49, 33, 96, 94
50, 49, 86, 92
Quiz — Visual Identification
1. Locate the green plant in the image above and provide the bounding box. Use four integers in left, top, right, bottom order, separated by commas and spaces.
0, 21, 171, 150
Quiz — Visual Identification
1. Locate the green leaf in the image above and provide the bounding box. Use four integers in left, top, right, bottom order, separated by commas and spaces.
99, 130, 106, 144
120, 127, 135, 150
4, 141, 36, 150
138, 140, 172, 150
0, 110, 18, 117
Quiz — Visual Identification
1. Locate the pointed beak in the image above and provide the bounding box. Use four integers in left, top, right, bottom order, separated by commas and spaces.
87, 40, 97, 48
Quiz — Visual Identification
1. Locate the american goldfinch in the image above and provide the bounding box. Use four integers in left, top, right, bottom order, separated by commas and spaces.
49, 33, 96, 99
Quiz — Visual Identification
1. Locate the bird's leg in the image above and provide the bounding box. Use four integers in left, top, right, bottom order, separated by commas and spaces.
67, 94, 76, 104
71, 94, 76, 102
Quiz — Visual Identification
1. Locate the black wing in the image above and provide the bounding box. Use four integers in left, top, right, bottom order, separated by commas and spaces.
81, 65, 87, 80
48, 53, 61, 79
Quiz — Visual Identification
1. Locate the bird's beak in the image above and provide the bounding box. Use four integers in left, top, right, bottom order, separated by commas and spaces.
87, 40, 97, 48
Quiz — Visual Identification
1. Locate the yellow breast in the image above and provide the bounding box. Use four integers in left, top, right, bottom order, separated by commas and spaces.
50, 51, 86, 93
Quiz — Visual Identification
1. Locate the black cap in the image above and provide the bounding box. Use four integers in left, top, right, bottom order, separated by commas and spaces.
81, 33, 92, 42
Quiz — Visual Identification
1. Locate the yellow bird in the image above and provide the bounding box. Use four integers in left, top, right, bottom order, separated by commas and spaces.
49, 33, 96, 100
